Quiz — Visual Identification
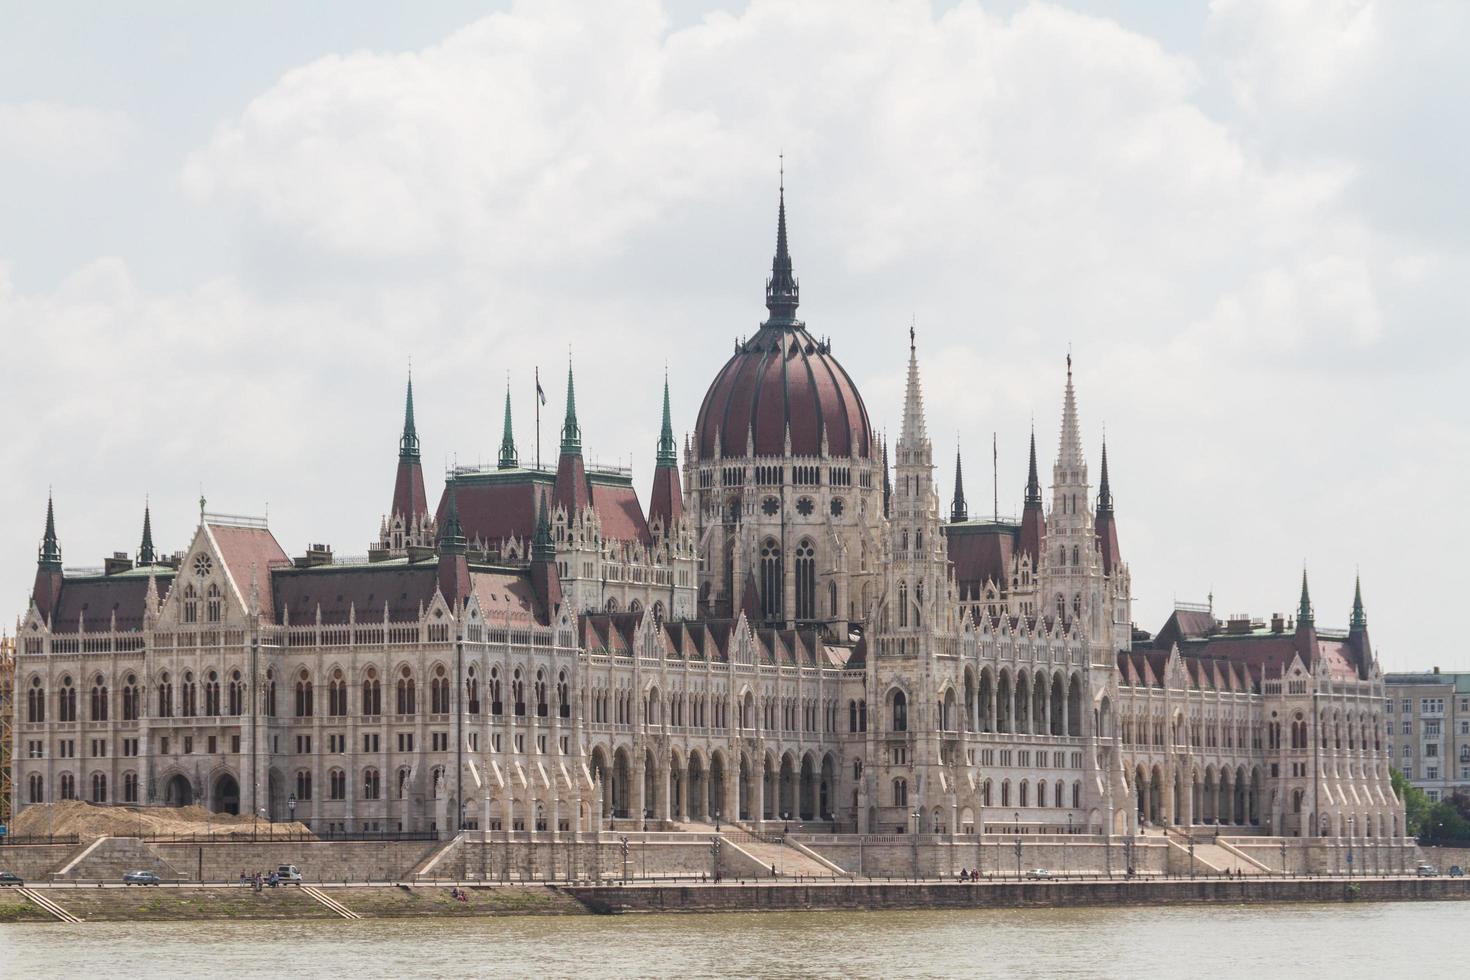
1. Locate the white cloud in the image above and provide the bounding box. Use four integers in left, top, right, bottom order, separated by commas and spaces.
4, 0, 1467, 669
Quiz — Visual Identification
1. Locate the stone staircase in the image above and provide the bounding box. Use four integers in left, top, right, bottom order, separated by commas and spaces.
1168, 831, 1269, 875
55, 837, 187, 881
722, 833, 840, 878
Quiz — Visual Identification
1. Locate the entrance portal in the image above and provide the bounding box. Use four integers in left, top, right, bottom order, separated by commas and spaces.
213, 773, 240, 815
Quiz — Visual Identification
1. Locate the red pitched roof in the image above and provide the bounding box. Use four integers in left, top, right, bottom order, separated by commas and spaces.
209, 523, 289, 620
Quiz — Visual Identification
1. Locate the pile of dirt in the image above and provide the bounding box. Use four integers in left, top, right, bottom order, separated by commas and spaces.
12, 801, 315, 840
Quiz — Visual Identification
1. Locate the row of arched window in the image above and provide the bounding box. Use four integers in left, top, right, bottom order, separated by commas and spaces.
27, 771, 140, 805
981, 778, 1083, 810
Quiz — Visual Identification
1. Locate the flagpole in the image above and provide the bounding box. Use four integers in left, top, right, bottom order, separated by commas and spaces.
535, 365, 541, 470
993, 432, 998, 522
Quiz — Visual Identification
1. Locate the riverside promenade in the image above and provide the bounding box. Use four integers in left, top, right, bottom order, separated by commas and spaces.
3, 873, 1467, 923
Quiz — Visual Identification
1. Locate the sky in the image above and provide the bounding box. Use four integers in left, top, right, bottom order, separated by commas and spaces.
2, 0, 1466, 671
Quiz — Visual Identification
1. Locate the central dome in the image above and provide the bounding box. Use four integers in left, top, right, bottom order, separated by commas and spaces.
695, 188, 874, 461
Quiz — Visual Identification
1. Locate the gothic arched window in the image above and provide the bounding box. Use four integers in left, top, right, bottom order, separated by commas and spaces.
794, 539, 816, 621
898, 582, 909, 628
760, 538, 783, 623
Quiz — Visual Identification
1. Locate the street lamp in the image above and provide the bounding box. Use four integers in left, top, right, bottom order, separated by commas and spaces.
713, 809, 721, 833
911, 807, 922, 880
287, 793, 297, 834
1014, 811, 1022, 878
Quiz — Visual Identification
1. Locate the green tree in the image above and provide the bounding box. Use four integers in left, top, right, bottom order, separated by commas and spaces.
1391, 768, 1432, 837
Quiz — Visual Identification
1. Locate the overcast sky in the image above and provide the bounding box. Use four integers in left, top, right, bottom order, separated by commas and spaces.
3, 0, 1466, 670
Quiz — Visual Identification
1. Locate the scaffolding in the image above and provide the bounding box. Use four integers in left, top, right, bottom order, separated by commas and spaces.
1, 633, 13, 829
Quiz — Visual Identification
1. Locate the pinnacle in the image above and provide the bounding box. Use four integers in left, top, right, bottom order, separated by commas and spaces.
657, 374, 677, 466
1025, 427, 1042, 505
498, 383, 518, 470
1057, 353, 1083, 471
39, 492, 61, 568
899, 331, 929, 451
400, 370, 420, 461
533, 487, 556, 561
138, 499, 156, 565
764, 173, 800, 326
1097, 439, 1113, 514
1298, 568, 1313, 627
951, 445, 967, 522
440, 477, 465, 554
560, 357, 582, 456
1350, 573, 1366, 630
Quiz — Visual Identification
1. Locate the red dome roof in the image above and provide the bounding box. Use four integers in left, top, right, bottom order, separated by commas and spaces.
696, 185, 874, 462
695, 325, 873, 460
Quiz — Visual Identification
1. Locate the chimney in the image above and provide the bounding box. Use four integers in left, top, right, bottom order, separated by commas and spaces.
1270, 613, 1284, 634
104, 552, 134, 576
294, 543, 334, 568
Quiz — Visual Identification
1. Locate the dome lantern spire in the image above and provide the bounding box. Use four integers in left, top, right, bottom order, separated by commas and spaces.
763, 157, 800, 327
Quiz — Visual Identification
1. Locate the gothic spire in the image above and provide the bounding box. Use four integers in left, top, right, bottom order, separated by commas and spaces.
763, 160, 800, 327
560, 357, 582, 456
498, 383, 518, 470
881, 433, 892, 518
657, 372, 677, 467
1025, 426, 1042, 505
1298, 568, 1314, 627
1057, 351, 1083, 472
439, 477, 466, 554
533, 487, 555, 562
400, 369, 420, 461
1097, 438, 1114, 515
1350, 573, 1366, 631
899, 328, 929, 451
138, 499, 156, 566
38, 492, 61, 569
951, 445, 968, 522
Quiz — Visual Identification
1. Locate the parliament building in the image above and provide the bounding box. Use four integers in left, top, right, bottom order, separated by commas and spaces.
10, 187, 1405, 855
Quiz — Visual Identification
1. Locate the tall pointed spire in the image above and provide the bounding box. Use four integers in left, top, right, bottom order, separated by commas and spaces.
881, 433, 892, 518
1097, 438, 1114, 515
763, 158, 800, 327
400, 369, 420, 461
1350, 573, 1366, 631
1057, 351, 1083, 471
951, 445, 968, 522
657, 373, 677, 466
498, 382, 518, 470
1297, 568, 1314, 627
1025, 426, 1042, 505
38, 492, 61, 569
138, 499, 156, 566
899, 327, 929, 450
560, 357, 582, 456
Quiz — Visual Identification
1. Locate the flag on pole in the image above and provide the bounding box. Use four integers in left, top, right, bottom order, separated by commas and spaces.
536, 369, 546, 405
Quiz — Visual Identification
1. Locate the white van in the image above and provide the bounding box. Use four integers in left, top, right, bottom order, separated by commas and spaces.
276, 865, 303, 882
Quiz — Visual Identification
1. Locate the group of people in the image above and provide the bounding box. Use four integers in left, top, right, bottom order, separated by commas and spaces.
239, 869, 280, 891
447, 887, 469, 903
957, 868, 988, 881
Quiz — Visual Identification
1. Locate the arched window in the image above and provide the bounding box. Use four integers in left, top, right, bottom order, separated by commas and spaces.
59, 772, 76, 801
431, 665, 450, 714
982, 779, 993, 806
183, 584, 198, 623
535, 670, 548, 717
794, 539, 816, 621
915, 581, 923, 627
328, 669, 346, 716
1001, 780, 1011, 807
363, 768, 380, 800
397, 768, 412, 799
329, 769, 346, 800
858, 699, 867, 732
1072, 545, 1079, 566
849, 700, 858, 733
180, 672, 197, 717
157, 672, 173, 718
466, 666, 480, 716
204, 671, 221, 716
264, 669, 276, 716
513, 669, 526, 716
28, 773, 44, 803
892, 690, 908, 732
362, 668, 381, 716
27, 677, 44, 723
557, 671, 570, 718
228, 670, 244, 716
295, 770, 313, 801
901, 529, 909, 552
91, 772, 108, 803
760, 538, 783, 622
914, 529, 923, 551
829, 581, 838, 618
122, 675, 139, 721
123, 772, 139, 803
90, 676, 108, 721
893, 778, 908, 808
58, 676, 77, 722
396, 667, 415, 716
898, 582, 909, 628
1019, 780, 1030, 808
489, 667, 503, 715
295, 670, 313, 717
206, 583, 222, 623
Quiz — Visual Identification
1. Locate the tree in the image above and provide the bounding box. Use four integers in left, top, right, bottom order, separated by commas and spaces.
1391, 768, 1431, 837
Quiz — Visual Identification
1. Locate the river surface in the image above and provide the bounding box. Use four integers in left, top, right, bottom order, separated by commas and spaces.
0, 901, 1458, 978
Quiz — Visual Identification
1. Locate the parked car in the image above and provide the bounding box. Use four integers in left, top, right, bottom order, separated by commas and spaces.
0, 871, 23, 887
1024, 868, 1052, 879
276, 865, 303, 883
1449, 866, 1464, 878
123, 870, 162, 886
1414, 864, 1439, 877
